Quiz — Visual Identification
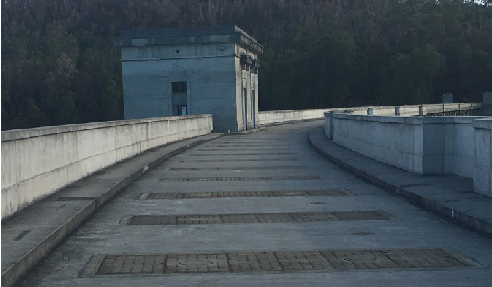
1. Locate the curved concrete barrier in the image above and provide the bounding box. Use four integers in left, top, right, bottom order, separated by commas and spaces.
324, 111, 491, 197
259, 103, 481, 127
1, 115, 213, 219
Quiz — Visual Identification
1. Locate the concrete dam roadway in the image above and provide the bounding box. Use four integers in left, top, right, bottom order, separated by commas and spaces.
19, 121, 492, 287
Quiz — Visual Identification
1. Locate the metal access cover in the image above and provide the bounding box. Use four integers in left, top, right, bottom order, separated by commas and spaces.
188, 152, 294, 156
178, 158, 299, 162
159, 176, 321, 182
138, 189, 353, 200
169, 166, 304, 171
56, 196, 98, 201
83, 248, 477, 276
120, 211, 390, 226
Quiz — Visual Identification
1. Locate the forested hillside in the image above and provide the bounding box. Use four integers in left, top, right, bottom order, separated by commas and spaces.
2, 0, 492, 130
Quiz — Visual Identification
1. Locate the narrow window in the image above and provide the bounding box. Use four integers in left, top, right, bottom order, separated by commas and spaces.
172, 82, 180, 93
172, 81, 187, 93
179, 81, 187, 93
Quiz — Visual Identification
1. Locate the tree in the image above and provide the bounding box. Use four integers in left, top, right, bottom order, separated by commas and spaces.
1, 0, 492, 130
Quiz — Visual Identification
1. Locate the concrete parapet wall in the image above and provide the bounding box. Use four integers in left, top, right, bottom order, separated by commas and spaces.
473, 119, 492, 197
330, 114, 482, 177
1, 115, 213, 219
258, 109, 334, 126
324, 112, 492, 197
261, 103, 481, 126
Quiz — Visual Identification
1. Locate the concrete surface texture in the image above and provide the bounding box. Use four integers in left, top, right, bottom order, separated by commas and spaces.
15, 121, 492, 287
309, 126, 492, 238
258, 109, 337, 126
325, 113, 491, 184
1, 115, 213, 219
115, 25, 261, 133
473, 118, 492, 197
1, 133, 221, 287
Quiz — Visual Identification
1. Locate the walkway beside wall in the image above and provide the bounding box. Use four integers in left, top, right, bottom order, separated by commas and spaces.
309, 126, 492, 238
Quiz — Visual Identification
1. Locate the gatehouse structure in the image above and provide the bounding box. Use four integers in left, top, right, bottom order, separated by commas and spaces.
114, 26, 263, 132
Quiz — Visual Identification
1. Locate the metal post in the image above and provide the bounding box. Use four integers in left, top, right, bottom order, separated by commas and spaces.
395, 106, 400, 116
367, 108, 373, 115
419, 105, 424, 116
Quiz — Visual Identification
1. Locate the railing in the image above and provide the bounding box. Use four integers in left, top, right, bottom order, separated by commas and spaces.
259, 103, 482, 126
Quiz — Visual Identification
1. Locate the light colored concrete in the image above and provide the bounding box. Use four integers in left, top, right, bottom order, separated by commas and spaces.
327, 113, 487, 178
1, 115, 213, 219
262, 102, 482, 127
259, 109, 335, 126
324, 111, 334, 139
16, 121, 492, 287
310, 125, 492, 238
368, 103, 481, 116
1, 133, 221, 287
473, 118, 492, 197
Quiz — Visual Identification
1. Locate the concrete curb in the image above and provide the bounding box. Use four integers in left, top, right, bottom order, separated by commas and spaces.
308, 128, 492, 239
1, 134, 222, 287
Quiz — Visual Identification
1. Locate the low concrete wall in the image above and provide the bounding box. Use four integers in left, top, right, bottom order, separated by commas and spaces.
1, 115, 213, 219
259, 107, 378, 126
473, 119, 492, 197
329, 114, 482, 177
324, 111, 492, 196
258, 109, 333, 126
262, 103, 481, 126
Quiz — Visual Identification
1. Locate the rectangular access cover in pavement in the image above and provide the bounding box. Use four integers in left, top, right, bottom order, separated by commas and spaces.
138, 189, 353, 199
120, 211, 391, 226
81, 248, 478, 276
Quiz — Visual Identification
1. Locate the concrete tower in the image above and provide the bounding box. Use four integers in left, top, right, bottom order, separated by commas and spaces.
114, 26, 263, 132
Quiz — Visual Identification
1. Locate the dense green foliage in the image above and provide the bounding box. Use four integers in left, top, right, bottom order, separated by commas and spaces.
2, 0, 492, 130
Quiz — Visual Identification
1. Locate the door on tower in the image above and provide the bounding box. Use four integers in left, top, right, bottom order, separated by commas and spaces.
171, 81, 187, 116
